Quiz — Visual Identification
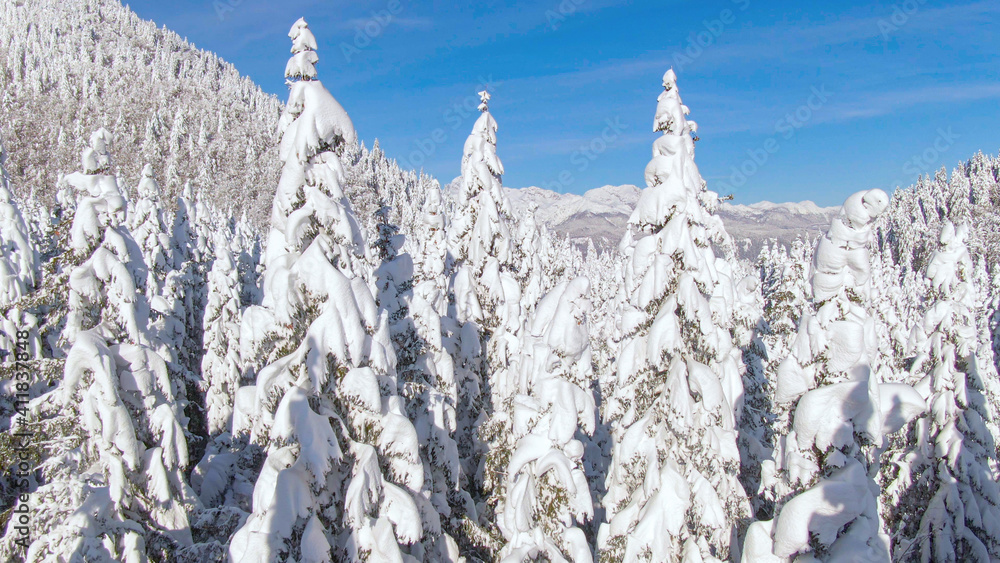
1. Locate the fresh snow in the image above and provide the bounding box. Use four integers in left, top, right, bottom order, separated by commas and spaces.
2, 6, 1000, 562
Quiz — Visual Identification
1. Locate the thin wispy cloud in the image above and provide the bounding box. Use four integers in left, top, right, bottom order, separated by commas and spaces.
340, 16, 433, 31
681, 0, 999, 67
690, 81, 1000, 137
828, 82, 1000, 121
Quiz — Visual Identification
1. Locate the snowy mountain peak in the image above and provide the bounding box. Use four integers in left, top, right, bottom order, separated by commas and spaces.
504, 184, 837, 257
581, 184, 642, 210
724, 200, 839, 216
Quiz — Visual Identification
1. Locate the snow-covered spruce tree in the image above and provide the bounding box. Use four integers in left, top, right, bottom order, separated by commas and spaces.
229, 19, 453, 561
744, 238, 813, 518
0, 131, 41, 376
497, 277, 597, 562
0, 133, 45, 448
59, 130, 149, 346
873, 272, 913, 357
165, 181, 215, 467
1, 129, 196, 561
129, 163, 172, 298
180, 228, 253, 563
374, 202, 416, 371
233, 211, 263, 308
882, 222, 1000, 561
447, 89, 524, 553
536, 228, 578, 294
744, 189, 925, 562
170, 181, 196, 273
759, 238, 813, 344
581, 232, 626, 495
373, 200, 462, 556
599, 70, 750, 562
129, 164, 187, 376
201, 231, 244, 438
512, 204, 544, 315
404, 187, 470, 542
0, 134, 39, 306
734, 270, 770, 522
0, 155, 81, 368
169, 181, 209, 376
192, 187, 215, 257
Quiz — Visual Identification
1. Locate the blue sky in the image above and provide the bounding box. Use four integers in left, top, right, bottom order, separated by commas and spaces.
127, 0, 999, 206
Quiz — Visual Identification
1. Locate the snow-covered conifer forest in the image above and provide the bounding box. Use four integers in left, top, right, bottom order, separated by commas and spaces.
2, 0, 1000, 561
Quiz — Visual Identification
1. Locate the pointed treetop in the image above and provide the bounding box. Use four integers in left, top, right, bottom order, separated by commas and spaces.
137, 163, 161, 200
425, 184, 442, 209
286, 18, 319, 80
939, 220, 968, 247
663, 68, 678, 88
478, 89, 491, 112
289, 17, 318, 54
82, 128, 113, 174
90, 128, 113, 154
654, 70, 688, 135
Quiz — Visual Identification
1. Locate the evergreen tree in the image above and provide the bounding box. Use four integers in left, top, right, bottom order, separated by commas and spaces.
747, 189, 924, 561
882, 222, 1000, 561
230, 19, 439, 561
130, 164, 188, 385
407, 188, 469, 547
201, 231, 244, 438
374, 200, 462, 557
497, 277, 597, 562
233, 210, 263, 308
599, 70, 750, 562
129, 163, 171, 297
169, 181, 208, 376
1, 130, 196, 561
735, 269, 770, 522
447, 88, 524, 554
746, 238, 813, 518
512, 204, 544, 314
182, 228, 255, 563
0, 134, 39, 306
61, 129, 149, 345
0, 133, 47, 441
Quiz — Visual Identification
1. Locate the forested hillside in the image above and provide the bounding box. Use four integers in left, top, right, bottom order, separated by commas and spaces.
0, 0, 281, 223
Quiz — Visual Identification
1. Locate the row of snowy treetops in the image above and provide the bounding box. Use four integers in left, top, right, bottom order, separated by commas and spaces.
1, 15, 999, 563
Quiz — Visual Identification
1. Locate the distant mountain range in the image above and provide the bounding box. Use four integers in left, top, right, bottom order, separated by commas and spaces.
503, 184, 839, 259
